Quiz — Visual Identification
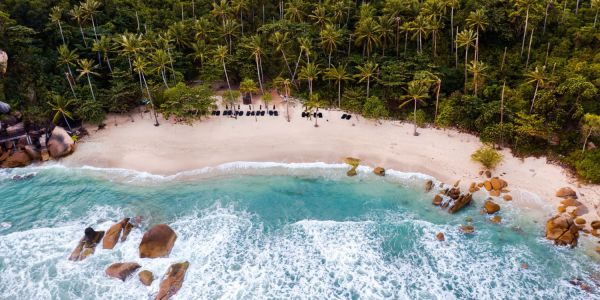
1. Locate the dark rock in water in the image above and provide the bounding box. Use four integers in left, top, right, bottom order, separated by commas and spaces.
484, 200, 501, 214
346, 168, 357, 177
139, 270, 154, 286
448, 193, 473, 214
545, 213, 580, 248
156, 262, 189, 300
435, 232, 445, 241
447, 187, 461, 200
460, 225, 475, 234
12, 173, 35, 181
432, 194, 443, 206
424, 180, 433, 192
121, 221, 134, 242
139, 224, 177, 258
103, 218, 130, 249
105, 262, 141, 281
1, 150, 31, 168
373, 167, 385, 176
69, 227, 105, 261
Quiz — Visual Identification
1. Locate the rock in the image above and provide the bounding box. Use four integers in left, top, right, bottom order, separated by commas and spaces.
490, 215, 502, 223
24, 145, 41, 161
575, 218, 586, 225
477, 182, 484, 188
460, 225, 475, 234
596, 246, 600, 255
69, 227, 105, 261
448, 193, 473, 214
346, 169, 357, 177
103, 218, 130, 249
139, 224, 177, 258
484, 200, 501, 214
469, 182, 479, 193
556, 187, 577, 199
424, 180, 433, 192
557, 205, 566, 213
47, 126, 75, 159
139, 270, 154, 286
560, 198, 582, 207
490, 177, 505, 190
156, 262, 189, 300
343, 157, 360, 167
121, 221, 134, 242
483, 181, 492, 191
436, 232, 445, 241
545, 214, 580, 248
432, 194, 443, 206
373, 167, 385, 176
503, 194, 512, 201
521, 263, 528, 269
447, 187, 461, 200
591, 221, 600, 230
1, 151, 31, 168
489, 189, 501, 197
485, 170, 492, 178
453, 180, 460, 187
105, 262, 141, 281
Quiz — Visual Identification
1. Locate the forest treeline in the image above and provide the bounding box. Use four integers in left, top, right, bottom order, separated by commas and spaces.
0, 0, 599, 181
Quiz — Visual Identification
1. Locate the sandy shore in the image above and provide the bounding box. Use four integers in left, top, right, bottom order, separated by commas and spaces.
63, 94, 600, 231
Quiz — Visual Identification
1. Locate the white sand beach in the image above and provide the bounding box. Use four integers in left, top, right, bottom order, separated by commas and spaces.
63, 94, 600, 230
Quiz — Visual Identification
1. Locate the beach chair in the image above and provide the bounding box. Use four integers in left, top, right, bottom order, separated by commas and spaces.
302, 112, 307, 118
269, 111, 274, 116
274, 111, 279, 116
261, 111, 265, 116
251, 111, 255, 116
318, 112, 323, 118
346, 115, 352, 120
216, 111, 221, 116
246, 111, 251, 116
341, 114, 347, 119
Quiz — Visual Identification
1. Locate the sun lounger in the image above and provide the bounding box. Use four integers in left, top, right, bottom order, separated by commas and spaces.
341, 114, 347, 119
216, 111, 221, 116
274, 111, 279, 116
261, 111, 265, 116
346, 115, 352, 120
318, 113, 323, 118
302, 112, 307, 118
246, 111, 251, 116
269, 111, 274, 116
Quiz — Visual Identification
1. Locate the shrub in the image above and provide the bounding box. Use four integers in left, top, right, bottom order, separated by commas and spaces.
471, 145, 503, 169
567, 150, 600, 183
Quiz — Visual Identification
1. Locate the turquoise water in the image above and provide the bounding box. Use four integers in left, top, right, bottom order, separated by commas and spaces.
0, 164, 598, 299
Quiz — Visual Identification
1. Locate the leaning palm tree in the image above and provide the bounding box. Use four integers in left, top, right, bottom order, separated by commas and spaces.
77, 58, 99, 101
47, 94, 75, 132
150, 49, 172, 88
273, 76, 293, 122
57, 45, 79, 98
456, 28, 476, 93
92, 36, 114, 73
355, 61, 378, 99
245, 35, 265, 94
49, 6, 66, 45
214, 45, 232, 90
466, 60, 488, 96
414, 71, 441, 124
269, 31, 293, 78
525, 66, 547, 113
400, 80, 430, 136
323, 64, 352, 108
116, 33, 143, 71
133, 56, 160, 126
82, 0, 101, 42
298, 62, 320, 99
69, 5, 88, 47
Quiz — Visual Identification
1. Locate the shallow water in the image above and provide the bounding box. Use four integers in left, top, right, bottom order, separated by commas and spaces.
0, 164, 598, 299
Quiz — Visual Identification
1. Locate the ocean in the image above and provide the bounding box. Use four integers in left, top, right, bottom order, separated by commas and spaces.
0, 163, 598, 299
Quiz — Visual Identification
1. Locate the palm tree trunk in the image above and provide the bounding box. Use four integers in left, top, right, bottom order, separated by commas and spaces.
106, 55, 113, 73
62, 113, 73, 132
576, 0, 580, 14
501, 46, 507, 72
65, 72, 77, 99
58, 21, 66, 45
281, 49, 293, 78
500, 81, 505, 145
434, 80, 440, 124
464, 46, 469, 93
455, 26, 459, 68
91, 17, 99, 42
79, 24, 88, 47
86, 74, 96, 101
240, 10, 244, 35
338, 81, 342, 108
292, 50, 302, 82
521, 8, 529, 56
255, 56, 264, 94
167, 48, 176, 85
366, 77, 370, 99
583, 128, 592, 152
413, 99, 418, 136
526, 28, 534, 69
594, 9, 599, 28
141, 72, 160, 126
475, 28, 479, 63
127, 55, 132, 71
162, 68, 169, 88
543, 2, 550, 34
404, 31, 408, 56
450, 8, 454, 53
222, 61, 231, 90
530, 81, 539, 113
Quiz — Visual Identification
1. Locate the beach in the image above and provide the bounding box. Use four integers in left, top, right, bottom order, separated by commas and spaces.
63, 96, 600, 230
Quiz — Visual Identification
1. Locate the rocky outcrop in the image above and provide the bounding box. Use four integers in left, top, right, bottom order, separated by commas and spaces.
69, 227, 105, 261
344, 157, 360, 177
424, 180, 433, 192
24, 145, 41, 161
156, 262, 189, 300
483, 200, 501, 214
373, 167, 385, 176
139, 270, 154, 286
121, 221, 134, 242
555, 187, 577, 199
1, 150, 31, 168
103, 218, 130, 249
490, 215, 502, 223
447, 193, 473, 214
432, 183, 473, 214
139, 224, 177, 258
105, 262, 141, 281
545, 214, 580, 248
460, 225, 475, 234
47, 126, 75, 159
503, 194, 512, 201
591, 220, 600, 230
435, 232, 445, 241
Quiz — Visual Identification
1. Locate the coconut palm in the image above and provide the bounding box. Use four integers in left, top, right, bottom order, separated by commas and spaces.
324, 64, 352, 108
214, 45, 231, 90
76, 58, 99, 101
285, 0, 305, 23
116, 33, 143, 71
220, 18, 240, 53
49, 6, 66, 45
274, 77, 293, 122
466, 9, 488, 63
446, 0, 460, 52
151, 49, 172, 88
415, 71, 442, 124
400, 80, 430, 136
354, 17, 380, 58
298, 62, 320, 99
211, 0, 230, 26
231, 0, 249, 35
82, 0, 101, 42
378, 15, 395, 57
309, 4, 328, 29
193, 17, 212, 41
269, 31, 293, 78
456, 29, 476, 93
292, 36, 312, 82
320, 24, 342, 66
306, 93, 323, 127
410, 14, 430, 53
47, 94, 75, 131
593, 0, 599, 28
245, 35, 265, 94
132, 56, 160, 126
467, 60, 488, 96
355, 61, 378, 99
69, 5, 88, 47
239, 78, 258, 100
189, 40, 209, 68
513, 0, 541, 56
525, 66, 547, 113
92, 36, 113, 73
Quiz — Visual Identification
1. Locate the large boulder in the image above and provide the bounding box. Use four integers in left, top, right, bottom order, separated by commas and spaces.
484, 200, 501, 214
103, 218, 130, 249
24, 145, 41, 161
556, 187, 577, 199
373, 167, 385, 176
47, 126, 75, 159
448, 193, 473, 213
139, 270, 154, 286
69, 227, 105, 261
490, 177, 506, 190
545, 214, 580, 248
105, 262, 141, 281
156, 262, 189, 300
424, 180, 433, 192
1, 150, 31, 168
139, 224, 177, 258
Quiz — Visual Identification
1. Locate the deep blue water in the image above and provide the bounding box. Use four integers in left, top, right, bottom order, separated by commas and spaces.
0, 164, 598, 299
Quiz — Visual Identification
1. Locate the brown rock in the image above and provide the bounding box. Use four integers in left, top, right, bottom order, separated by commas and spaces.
424, 180, 433, 192
545, 214, 580, 247
121, 221, 134, 242
483, 181, 492, 191
574, 218, 586, 225
436, 232, 445, 241
556, 187, 577, 199
460, 225, 475, 234
343, 157, 360, 167
448, 193, 473, 213
1, 151, 31, 168
485, 170, 492, 178
139, 224, 177, 258
503, 194, 512, 201
47, 126, 75, 159
432, 194, 443, 206
105, 262, 141, 281
484, 200, 501, 214
69, 227, 105, 261
103, 218, 129, 249
24, 145, 41, 161
591, 220, 600, 230
521, 263, 528, 269
490, 178, 503, 190
453, 180, 461, 188
557, 205, 566, 213
156, 262, 189, 300
373, 167, 385, 176
490, 215, 502, 223
469, 182, 479, 193
447, 187, 461, 200
477, 182, 484, 188
560, 198, 582, 207
489, 189, 501, 197
346, 168, 357, 177
139, 270, 154, 286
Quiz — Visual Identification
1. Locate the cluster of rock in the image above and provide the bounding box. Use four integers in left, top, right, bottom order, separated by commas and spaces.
69, 220, 188, 300
344, 157, 360, 176
431, 180, 473, 214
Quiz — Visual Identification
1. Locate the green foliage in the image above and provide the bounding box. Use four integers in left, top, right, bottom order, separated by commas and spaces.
567, 150, 600, 183
75, 99, 105, 124
362, 96, 388, 119
160, 83, 215, 123
471, 145, 503, 170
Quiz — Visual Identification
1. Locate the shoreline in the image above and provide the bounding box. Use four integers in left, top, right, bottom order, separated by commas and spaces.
61, 103, 600, 232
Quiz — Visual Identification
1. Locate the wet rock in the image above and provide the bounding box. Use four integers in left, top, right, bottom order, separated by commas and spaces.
156, 261, 189, 300
436, 232, 445, 241
424, 180, 433, 192
521, 263, 528, 269
490, 215, 502, 223
24, 145, 41, 161
503, 194, 512, 201
139, 224, 177, 258
1, 150, 31, 168
484, 200, 501, 214
432, 194, 443, 206
460, 225, 475, 234
121, 221, 134, 242
69, 227, 105, 261
447, 187, 461, 200
556, 187, 577, 199
373, 167, 385, 176
139, 270, 154, 286
545, 214, 580, 248
343, 157, 360, 168
103, 218, 130, 249
591, 220, 600, 230
557, 205, 566, 213
105, 262, 141, 281
469, 182, 479, 193
47, 126, 75, 159
448, 193, 473, 214
489, 189, 501, 197
483, 181, 492, 191
561, 198, 582, 207
575, 218, 586, 225
346, 169, 357, 177
490, 177, 505, 190
485, 170, 492, 178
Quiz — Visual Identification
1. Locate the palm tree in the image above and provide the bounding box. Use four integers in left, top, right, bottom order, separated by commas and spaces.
211, 0, 230, 27
151, 49, 172, 88
274, 77, 293, 122
525, 67, 547, 113
285, 0, 305, 23
239, 78, 258, 101
467, 60, 488, 95
57, 44, 78, 79
116, 33, 142, 71
245, 35, 265, 94
400, 80, 430, 136
320, 24, 342, 66
456, 29, 476, 93
309, 4, 328, 29
592, 0, 599, 28
415, 71, 442, 124
82, 0, 101, 43
447, 0, 460, 53
410, 14, 430, 53
133, 56, 160, 126
292, 36, 312, 82
324, 64, 352, 108
355, 61, 378, 99
378, 15, 395, 57
269, 31, 293, 78
92, 36, 113, 73
189, 40, 209, 68
49, 6, 66, 45
76, 58, 99, 101
69, 5, 88, 47
47, 94, 75, 131
298, 62, 320, 99
215, 45, 231, 90
231, 0, 249, 35
513, 0, 540, 57
220, 18, 240, 53
466, 9, 488, 62
354, 17, 380, 58
306, 94, 323, 127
